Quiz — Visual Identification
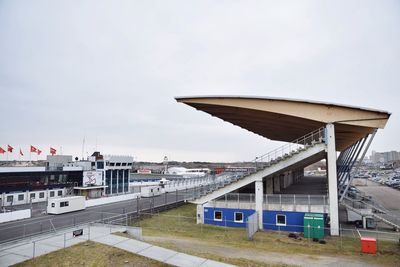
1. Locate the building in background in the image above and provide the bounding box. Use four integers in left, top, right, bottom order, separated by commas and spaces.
370, 150, 400, 164
0, 151, 134, 207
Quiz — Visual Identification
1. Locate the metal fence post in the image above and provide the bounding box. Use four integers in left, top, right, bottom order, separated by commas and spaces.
88, 225, 91, 241
64, 233, 66, 248
23, 224, 26, 238
137, 196, 140, 217
151, 193, 154, 214
33, 241, 36, 258
340, 224, 342, 250
293, 195, 296, 211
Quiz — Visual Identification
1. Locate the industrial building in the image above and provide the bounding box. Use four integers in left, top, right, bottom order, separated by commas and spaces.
176, 95, 392, 236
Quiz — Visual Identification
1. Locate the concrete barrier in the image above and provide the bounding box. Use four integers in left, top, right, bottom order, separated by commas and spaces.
0, 209, 31, 223
126, 226, 143, 240
86, 193, 140, 208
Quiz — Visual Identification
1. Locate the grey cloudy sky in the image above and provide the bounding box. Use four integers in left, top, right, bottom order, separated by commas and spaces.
0, 1, 399, 162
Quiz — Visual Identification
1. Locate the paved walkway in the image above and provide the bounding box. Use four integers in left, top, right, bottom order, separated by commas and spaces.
0, 225, 234, 267
93, 233, 233, 267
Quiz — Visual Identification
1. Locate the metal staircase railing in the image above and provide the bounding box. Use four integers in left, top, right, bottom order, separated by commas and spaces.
254, 127, 325, 170
341, 197, 400, 231
188, 127, 326, 201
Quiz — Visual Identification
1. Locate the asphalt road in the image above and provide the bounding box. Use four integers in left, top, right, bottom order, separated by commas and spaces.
0, 188, 195, 244
357, 180, 400, 217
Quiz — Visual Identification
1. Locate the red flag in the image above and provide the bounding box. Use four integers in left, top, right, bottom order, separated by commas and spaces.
30, 145, 38, 153
37, 149, 42, 155
7, 145, 14, 153
20, 148, 24, 156
0, 147, 5, 154
50, 147, 56, 155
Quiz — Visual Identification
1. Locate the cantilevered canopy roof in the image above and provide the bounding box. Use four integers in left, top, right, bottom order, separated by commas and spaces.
175, 96, 391, 151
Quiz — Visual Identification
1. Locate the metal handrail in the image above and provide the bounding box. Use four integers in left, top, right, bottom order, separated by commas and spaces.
253, 127, 325, 168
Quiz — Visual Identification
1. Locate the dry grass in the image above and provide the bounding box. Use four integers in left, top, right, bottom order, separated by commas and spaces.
131, 203, 400, 266
14, 241, 168, 267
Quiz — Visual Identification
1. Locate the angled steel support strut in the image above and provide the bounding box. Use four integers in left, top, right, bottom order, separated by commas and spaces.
339, 130, 377, 202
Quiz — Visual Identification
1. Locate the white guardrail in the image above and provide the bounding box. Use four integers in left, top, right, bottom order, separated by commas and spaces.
0, 209, 31, 223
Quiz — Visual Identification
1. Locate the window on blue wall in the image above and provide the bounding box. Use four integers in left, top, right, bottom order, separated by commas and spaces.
276, 214, 286, 226
234, 212, 243, 223
214, 211, 222, 221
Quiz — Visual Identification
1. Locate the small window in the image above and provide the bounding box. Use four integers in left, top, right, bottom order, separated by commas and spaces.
50, 191, 55, 197
30, 193, 35, 199
110, 162, 115, 166
58, 190, 62, 196
214, 211, 222, 221
7, 195, 13, 203
127, 163, 132, 166
97, 161, 104, 169
39, 192, 45, 199
234, 212, 243, 223
122, 163, 127, 166
60, 201, 69, 207
18, 194, 24, 201
116, 163, 121, 166
276, 214, 286, 226
150, 189, 153, 193
51, 203, 55, 208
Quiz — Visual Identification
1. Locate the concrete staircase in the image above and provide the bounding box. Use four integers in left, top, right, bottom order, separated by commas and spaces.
341, 200, 400, 231
189, 140, 327, 205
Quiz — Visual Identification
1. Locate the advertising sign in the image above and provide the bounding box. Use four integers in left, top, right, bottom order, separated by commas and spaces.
83, 171, 103, 187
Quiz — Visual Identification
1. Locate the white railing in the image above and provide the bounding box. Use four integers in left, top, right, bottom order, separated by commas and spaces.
254, 127, 325, 169
213, 193, 328, 206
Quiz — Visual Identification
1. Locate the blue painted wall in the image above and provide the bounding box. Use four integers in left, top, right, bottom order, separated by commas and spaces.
204, 207, 255, 227
263, 210, 307, 232
204, 207, 325, 232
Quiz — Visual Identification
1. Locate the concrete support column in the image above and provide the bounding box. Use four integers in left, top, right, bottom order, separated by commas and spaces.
266, 178, 273, 194
326, 123, 339, 236
255, 180, 264, 229
273, 176, 280, 193
196, 204, 204, 224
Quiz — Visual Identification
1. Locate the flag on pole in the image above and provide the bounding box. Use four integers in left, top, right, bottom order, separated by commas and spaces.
0, 147, 5, 154
30, 145, 38, 153
50, 147, 56, 155
7, 145, 14, 153
20, 148, 24, 156
37, 149, 42, 155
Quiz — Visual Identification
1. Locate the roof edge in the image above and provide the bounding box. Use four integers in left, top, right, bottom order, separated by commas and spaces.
175, 95, 391, 116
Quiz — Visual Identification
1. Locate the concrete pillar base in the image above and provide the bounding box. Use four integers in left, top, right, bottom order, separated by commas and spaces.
255, 180, 264, 229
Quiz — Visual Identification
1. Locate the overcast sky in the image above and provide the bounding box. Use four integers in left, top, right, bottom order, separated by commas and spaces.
0, 1, 399, 162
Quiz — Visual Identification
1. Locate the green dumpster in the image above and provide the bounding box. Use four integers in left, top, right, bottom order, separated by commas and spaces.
303, 213, 325, 239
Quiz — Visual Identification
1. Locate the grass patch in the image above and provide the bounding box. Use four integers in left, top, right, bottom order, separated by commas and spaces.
14, 241, 169, 267
131, 204, 400, 266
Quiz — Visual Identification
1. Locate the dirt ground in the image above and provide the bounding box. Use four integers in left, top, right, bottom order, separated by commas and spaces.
144, 236, 383, 267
